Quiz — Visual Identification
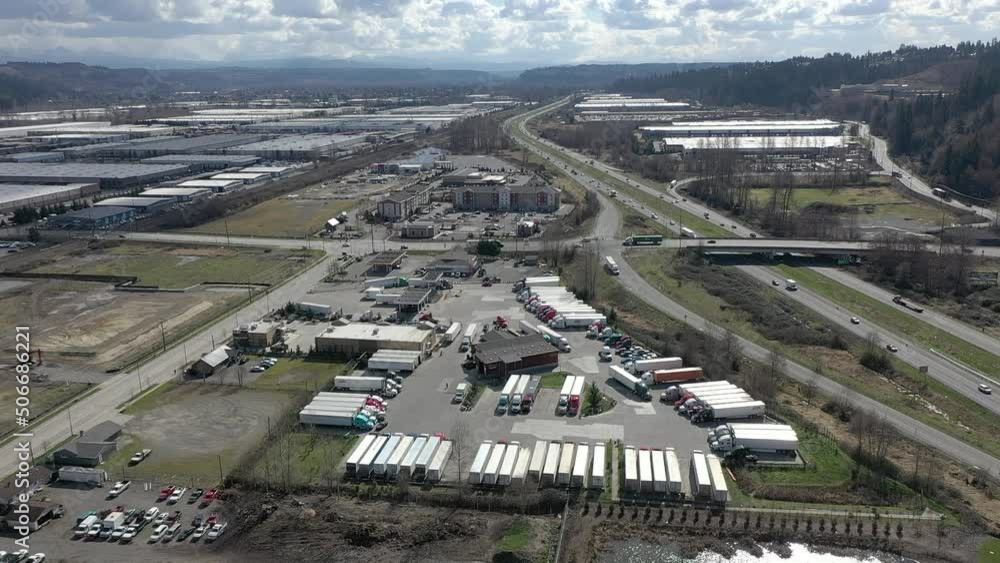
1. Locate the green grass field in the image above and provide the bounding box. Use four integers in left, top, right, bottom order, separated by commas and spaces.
31, 242, 323, 288
186, 197, 360, 238
539, 372, 569, 389
749, 185, 959, 226
247, 357, 346, 391
495, 518, 533, 553
749, 431, 853, 488
979, 538, 1000, 563
774, 264, 1000, 377
244, 432, 357, 486
615, 200, 675, 239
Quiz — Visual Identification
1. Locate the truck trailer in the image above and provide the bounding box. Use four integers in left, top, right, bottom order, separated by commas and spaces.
537, 325, 571, 352
710, 429, 799, 453
511, 375, 530, 414
624, 446, 639, 492
651, 448, 668, 493
498, 441, 520, 486
518, 320, 539, 335
443, 322, 462, 344
664, 448, 682, 494
709, 423, 795, 441
663, 380, 734, 401
387, 435, 415, 478
345, 434, 378, 475
706, 454, 730, 503
357, 434, 389, 478
609, 365, 651, 400
426, 440, 452, 482
631, 357, 683, 374
590, 443, 606, 489
689, 450, 712, 499
638, 448, 653, 493
372, 433, 404, 477
542, 442, 561, 485
468, 441, 493, 484
529, 440, 548, 480
333, 376, 390, 393
643, 367, 704, 386
571, 443, 589, 487
694, 400, 766, 422
460, 323, 479, 351
483, 443, 507, 485
549, 313, 607, 329
557, 442, 576, 486
511, 446, 531, 487
400, 434, 429, 478
414, 435, 442, 477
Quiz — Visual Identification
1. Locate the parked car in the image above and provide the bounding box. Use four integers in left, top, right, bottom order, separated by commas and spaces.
154, 512, 168, 525
188, 489, 204, 503
149, 525, 168, 543
144, 507, 159, 522
206, 513, 218, 526
129, 449, 152, 465
206, 523, 227, 541
157, 486, 175, 501
86, 523, 102, 540
177, 527, 195, 542
167, 487, 187, 504
120, 526, 138, 543
107, 481, 130, 498
110, 527, 126, 542
192, 525, 208, 540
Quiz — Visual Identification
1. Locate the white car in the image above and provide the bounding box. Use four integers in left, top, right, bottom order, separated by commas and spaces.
129, 449, 152, 464
154, 512, 168, 525
107, 481, 130, 497
27, 554, 46, 563
206, 522, 227, 541
145, 507, 160, 522
167, 487, 187, 503
149, 525, 169, 543
979, 384, 993, 395
121, 526, 138, 543
850, 317, 861, 325
110, 527, 126, 541
86, 523, 102, 539
192, 525, 208, 540
250, 365, 265, 373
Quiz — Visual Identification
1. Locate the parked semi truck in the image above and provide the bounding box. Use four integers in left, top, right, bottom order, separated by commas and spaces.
568, 375, 585, 415
662, 380, 735, 401
710, 429, 799, 453
333, 376, 393, 393
556, 375, 578, 415
522, 376, 540, 413
498, 442, 520, 486
518, 320, 539, 335
537, 325, 571, 352
460, 323, 479, 351
510, 375, 530, 414
443, 322, 462, 344
693, 400, 766, 423
623, 234, 663, 246
708, 423, 794, 441
549, 313, 607, 329
609, 365, 651, 400
630, 357, 682, 374
643, 367, 704, 387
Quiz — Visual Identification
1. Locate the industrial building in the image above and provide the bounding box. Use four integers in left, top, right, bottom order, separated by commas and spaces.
473, 333, 558, 379
140, 187, 212, 202
575, 96, 690, 112
210, 172, 270, 184
0, 162, 189, 189
427, 248, 479, 277
400, 222, 436, 239
639, 119, 843, 138
176, 178, 243, 192
25, 123, 176, 138
449, 173, 561, 213
0, 182, 99, 213
240, 165, 294, 177
52, 421, 122, 467
232, 321, 279, 349
94, 196, 173, 214
100, 133, 263, 159
213, 133, 370, 160
0, 151, 64, 163
140, 154, 260, 170
315, 322, 435, 356
660, 135, 849, 156
47, 206, 135, 229
376, 184, 432, 221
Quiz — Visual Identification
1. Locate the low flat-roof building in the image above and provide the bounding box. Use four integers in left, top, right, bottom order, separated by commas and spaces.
315, 322, 435, 356
52, 421, 122, 467
139, 187, 212, 202
0, 162, 189, 189
209, 172, 270, 184
48, 206, 135, 229
100, 133, 262, 159
401, 221, 436, 239
191, 345, 235, 377
140, 154, 260, 170
473, 333, 558, 379
94, 196, 173, 214
0, 182, 99, 213
394, 287, 433, 314
368, 250, 406, 275
177, 178, 243, 193
0, 151, 65, 163
232, 321, 279, 350
213, 133, 370, 160
427, 248, 479, 277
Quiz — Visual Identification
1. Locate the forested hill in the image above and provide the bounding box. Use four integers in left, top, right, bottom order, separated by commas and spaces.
518, 63, 727, 88
613, 44, 972, 108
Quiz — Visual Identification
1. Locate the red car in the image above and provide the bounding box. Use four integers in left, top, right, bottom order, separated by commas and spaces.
206, 513, 219, 526
158, 486, 176, 501
200, 489, 219, 506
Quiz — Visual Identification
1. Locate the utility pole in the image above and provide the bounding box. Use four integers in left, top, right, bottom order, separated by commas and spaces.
159, 321, 166, 352
224, 216, 231, 248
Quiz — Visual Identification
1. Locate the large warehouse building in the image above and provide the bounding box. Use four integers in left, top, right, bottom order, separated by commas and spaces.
0, 182, 99, 213
0, 162, 190, 189
140, 154, 260, 169
314, 323, 435, 356
48, 206, 135, 229
639, 119, 843, 138
100, 133, 263, 159
94, 196, 174, 214
213, 133, 370, 160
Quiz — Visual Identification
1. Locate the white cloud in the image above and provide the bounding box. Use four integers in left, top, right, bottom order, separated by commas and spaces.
0, 0, 996, 64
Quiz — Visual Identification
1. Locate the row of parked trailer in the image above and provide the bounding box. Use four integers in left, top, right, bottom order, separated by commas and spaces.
368, 349, 422, 372
469, 440, 607, 489
622, 446, 728, 503
344, 432, 453, 482
515, 277, 607, 330
497, 374, 541, 415
663, 380, 766, 423
298, 393, 389, 430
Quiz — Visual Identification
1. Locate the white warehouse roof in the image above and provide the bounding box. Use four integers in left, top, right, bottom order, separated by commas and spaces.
663, 136, 847, 150
318, 322, 432, 343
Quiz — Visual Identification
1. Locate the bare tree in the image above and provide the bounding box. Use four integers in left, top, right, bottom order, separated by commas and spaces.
450, 419, 473, 493
802, 377, 819, 406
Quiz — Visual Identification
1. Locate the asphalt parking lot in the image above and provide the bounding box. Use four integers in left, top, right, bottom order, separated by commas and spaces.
381, 280, 710, 481
23, 480, 230, 562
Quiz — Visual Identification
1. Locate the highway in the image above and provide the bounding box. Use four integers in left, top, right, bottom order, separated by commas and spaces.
508, 99, 1000, 475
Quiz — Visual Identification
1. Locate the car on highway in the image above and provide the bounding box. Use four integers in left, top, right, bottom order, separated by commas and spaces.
771, 280, 780, 286
850, 317, 861, 324
707, 240, 716, 244
979, 384, 992, 395
886, 344, 899, 353
669, 220, 675, 225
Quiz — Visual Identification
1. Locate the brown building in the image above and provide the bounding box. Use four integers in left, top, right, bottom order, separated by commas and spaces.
473, 333, 558, 379
451, 173, 560, 213
233, 321, 279, 349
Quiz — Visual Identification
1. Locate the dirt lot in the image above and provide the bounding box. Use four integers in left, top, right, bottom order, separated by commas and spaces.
187, 196, 362, 238
218, 494, 558, 563
106, 383, 302, 485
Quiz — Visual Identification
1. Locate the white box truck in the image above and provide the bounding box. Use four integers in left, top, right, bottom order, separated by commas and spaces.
651, 448, 667, 494
372, 433, 404, 477
590, 443, 606, 489
387, 435, 415, 478
484, 443, 507, 486
631, 357, 683, 374
345, 434, 377, 475
426, 440, 452, 482
664, 448, 682, 494
557, 442, 576, 486
690, 450, 711, 498
785, 279, 798, 291
571, 443, 589, 488
510, 375, 530, 414
497, 374, 521, 415
443, 322, 462, 344
556, 375, 577, 415
604, 256, 620, 275
511, 446, 531, 488
460, 323, 479, 351
638, 448, 653, 493
706, 454, 729, 503
100, 511, 126, 539
498, 442, 520, 486
529, 440, 548, 481
469, 441, 493, 484
542, 442, 561, 485
624, 446, 638, 492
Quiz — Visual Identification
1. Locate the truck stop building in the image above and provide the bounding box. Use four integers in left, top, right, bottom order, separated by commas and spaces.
315, 323, 435, 356
394, 287, 433, 314
52, 421, 122, 467
367, 250, 406, 275
427, 248, 479, 277
473, 333, 558, 379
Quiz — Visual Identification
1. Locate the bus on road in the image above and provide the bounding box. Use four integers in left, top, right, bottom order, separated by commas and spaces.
623, 234, 663, 246
604, 256, 620, 275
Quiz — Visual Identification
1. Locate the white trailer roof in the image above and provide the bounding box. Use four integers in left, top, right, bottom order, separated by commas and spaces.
345, 434, 378, 468
529, 440, 548, 475
415, 435, 442, 468
664, 448, 682, 490
469, 442, 493, 479
512, 446, 531, 481
427, 440, 452, 474
572, 443, 589, 482
485, 443, 507, 482
652, 448, 667, 485
638, 449, 652, 489
624, 446, 637, 484
591, 443, 606, 484
359, 435, 388, 470
543, 442, 561, 478
499, 443, 520, 479
388, 436, 415, 469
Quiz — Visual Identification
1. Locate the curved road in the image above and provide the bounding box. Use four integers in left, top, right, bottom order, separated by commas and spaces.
508, 99, 1000, 475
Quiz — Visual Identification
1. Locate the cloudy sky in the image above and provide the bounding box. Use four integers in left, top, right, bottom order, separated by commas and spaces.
1, 0, 998, 67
